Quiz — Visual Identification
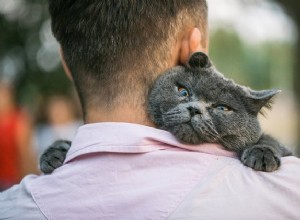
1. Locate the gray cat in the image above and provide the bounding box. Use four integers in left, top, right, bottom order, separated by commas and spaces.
40, 52, 292, 174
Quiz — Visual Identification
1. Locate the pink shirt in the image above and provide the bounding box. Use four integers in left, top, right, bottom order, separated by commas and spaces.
1, 123, 300, 219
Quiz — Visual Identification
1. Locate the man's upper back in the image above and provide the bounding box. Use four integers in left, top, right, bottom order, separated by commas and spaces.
1, 123, 300, 220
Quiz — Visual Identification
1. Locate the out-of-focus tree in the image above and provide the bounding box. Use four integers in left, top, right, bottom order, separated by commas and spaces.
210, 29, 293, 90
210, 29, 294, 91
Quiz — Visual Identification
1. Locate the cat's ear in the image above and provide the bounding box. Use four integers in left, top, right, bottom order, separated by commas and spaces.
187, 52, 212, 69
245, 89, 281, 115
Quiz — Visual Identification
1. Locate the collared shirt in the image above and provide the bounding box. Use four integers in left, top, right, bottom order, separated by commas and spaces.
1, 123, 300, 220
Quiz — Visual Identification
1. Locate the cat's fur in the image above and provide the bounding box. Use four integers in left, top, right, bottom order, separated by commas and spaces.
40, 52, 292, 173
39, 140, 71, 174
147, 52, 292, 171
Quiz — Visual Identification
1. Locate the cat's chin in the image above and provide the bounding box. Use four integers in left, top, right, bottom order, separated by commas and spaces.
167, 121, 219, 145
169, 123, 205, 145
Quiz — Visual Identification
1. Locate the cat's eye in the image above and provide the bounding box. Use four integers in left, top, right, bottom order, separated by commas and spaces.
215, 104, 232, 112
178, 87, 189, 97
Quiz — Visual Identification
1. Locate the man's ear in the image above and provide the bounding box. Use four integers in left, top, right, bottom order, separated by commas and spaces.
59, 48, 73, 81
179, 27, 208, 65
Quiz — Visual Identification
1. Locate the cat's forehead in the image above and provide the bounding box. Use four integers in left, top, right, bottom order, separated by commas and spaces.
157, 65, 244, 96
163, 66, 244, 102
169, 66, 234, 89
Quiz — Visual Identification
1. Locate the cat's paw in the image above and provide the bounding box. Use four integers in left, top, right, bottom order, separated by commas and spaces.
40, 140, 71, 174
240, 145, 281, 172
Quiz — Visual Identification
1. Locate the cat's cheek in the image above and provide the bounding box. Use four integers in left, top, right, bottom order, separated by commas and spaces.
210, 111, 237, 131
191, 117, 218, 142
161, 107, 191, 127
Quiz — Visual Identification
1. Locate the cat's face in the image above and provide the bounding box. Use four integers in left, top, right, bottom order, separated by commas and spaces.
148, 52, 279, 152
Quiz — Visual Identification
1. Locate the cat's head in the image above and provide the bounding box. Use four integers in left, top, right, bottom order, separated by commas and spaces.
148, 52, 280, 151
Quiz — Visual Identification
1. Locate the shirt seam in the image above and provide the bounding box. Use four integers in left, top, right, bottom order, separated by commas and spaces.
24, 177, 51, 220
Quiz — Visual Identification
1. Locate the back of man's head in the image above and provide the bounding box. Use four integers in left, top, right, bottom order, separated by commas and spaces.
48, 0, 208, 117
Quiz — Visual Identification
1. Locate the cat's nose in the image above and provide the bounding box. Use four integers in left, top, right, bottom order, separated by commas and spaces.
188, 107, 201, 117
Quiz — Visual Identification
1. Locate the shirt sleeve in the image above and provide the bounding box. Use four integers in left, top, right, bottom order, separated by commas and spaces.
0, 175, 46, 220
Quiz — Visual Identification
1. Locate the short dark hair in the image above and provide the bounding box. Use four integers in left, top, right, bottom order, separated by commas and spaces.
48, 0, 208, 113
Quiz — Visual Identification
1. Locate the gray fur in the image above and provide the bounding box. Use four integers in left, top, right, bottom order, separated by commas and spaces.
39, 140, 71, 174
148, 52, 292, 171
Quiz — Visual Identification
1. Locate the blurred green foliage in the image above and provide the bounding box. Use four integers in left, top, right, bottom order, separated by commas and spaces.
210, 29, 294, 91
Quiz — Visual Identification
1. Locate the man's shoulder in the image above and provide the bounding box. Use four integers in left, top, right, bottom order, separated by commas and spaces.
281, 155, 300, 165
277, 156, 300, 177
0, 175, 46, 220
1, 153, 299, 220
168, 155, 300, 220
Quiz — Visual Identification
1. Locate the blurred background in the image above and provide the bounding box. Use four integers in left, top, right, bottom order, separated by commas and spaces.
0, 0, 299, 190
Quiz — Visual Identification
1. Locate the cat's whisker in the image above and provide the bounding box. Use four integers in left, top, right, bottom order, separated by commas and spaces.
165, 111, 182, 116
199, 120, 219, 136
205, 129, 218, 140
206, 120, 215, 128
206, 124, 219, 136
162, 113, 191, 126
192, 121, 219, 142
204, 127, 220, 141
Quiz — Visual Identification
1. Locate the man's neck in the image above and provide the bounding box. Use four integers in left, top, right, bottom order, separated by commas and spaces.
85, 105, 155, 127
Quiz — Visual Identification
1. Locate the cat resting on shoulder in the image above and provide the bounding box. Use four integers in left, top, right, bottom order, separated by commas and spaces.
40, 52, 292, 174
147, 52, 292, 171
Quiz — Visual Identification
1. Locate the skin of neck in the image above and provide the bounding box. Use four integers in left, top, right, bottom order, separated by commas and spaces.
62, 26, 208, 126
85, 104, 155, 126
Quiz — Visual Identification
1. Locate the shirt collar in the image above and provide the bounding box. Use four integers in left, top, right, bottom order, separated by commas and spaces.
65, 122, 236, 163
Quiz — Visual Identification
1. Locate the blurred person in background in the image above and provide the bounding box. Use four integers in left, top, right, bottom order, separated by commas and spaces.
0, 82, 38, 191
34, 95, 82, 157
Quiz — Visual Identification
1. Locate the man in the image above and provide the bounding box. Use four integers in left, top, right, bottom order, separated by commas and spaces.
1, 1, 299, 219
